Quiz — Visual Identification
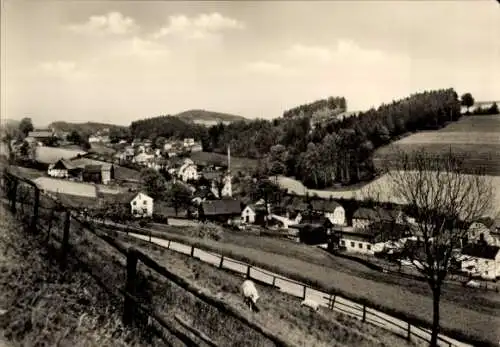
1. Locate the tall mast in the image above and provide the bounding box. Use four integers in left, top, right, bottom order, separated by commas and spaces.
227, 145, 231, 174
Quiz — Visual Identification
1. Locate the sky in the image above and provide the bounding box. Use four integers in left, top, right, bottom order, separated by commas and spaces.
1, 1, 499, 126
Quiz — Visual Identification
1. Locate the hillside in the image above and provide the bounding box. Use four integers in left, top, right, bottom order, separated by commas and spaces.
175, 109, 246, 126
49, 121, 127, 135
283, 96, 347, 120
374, 114, 500, 176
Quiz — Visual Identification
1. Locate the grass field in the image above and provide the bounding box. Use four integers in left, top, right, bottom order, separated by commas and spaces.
190, 151, 259, 172
374, 115, 500, 176
117, 233, 422, 347
116, 223, 500, 345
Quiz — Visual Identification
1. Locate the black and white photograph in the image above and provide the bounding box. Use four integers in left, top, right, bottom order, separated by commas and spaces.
0, 1, 499, 346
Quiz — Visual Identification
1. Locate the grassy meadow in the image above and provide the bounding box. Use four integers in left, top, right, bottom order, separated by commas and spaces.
190, 151, 259, 172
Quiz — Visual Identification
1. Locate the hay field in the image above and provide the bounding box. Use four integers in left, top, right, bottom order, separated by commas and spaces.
374, 115, 500, 176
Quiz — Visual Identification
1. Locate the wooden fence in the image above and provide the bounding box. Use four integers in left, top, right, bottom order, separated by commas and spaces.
92, 219, 467, 347
1, 169, 293, 347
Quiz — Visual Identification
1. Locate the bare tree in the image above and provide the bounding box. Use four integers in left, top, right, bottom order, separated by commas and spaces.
382, 149, 493, 346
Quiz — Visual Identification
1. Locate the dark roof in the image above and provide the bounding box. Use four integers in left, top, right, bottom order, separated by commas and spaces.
343, 222, 411, 243
310, 199, 342, 212
52, 159, 77, 170
116, 192, 139, 204
353, 207, 401, 221
201, 199, 242, 215
84, 164, 102, 173
462, 244, 500, 260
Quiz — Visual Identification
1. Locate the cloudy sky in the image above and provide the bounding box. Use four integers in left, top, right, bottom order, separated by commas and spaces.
1, 1, 499, 126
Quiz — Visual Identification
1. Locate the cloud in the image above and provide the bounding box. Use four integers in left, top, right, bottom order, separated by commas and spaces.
119, 37, 169, 60
285, 44, 332, 63
37, 60, 89, 80
244, 61, 295, 76
152, 12, 244, 40
68, 12, 139, 35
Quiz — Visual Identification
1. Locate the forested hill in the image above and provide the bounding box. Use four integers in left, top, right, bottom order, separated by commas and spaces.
128, 89, 460, 189
283, 96, 347, 119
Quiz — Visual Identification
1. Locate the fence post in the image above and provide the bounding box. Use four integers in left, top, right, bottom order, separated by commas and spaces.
167, 240, 171, 249
10, 178, 18, 214
219, 255, 224, 269
302, 286, 307, 300
123, 249, 138, 326
60, 210, 71, 270
406, 322, 411, 341
149, 230, 152, 242
31, 187, 40, 232
362, 305, 367, 322
190, 245, 195, 257
272, 276, 276, 288
246, 265, 251, 279
331, 295, 336, 309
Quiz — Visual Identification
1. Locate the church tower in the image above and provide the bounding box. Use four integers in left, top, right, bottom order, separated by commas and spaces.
221, 145, 232, 197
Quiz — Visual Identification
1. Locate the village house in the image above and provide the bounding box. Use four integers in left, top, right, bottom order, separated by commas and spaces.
199, 199, 242, 224
460, 244, 500, 280
26, 130, 55, 144
183, 138, 195, 148
88, 135, 110, 143
288, 218, 334, 245
310, 199, 346, 225
466, 221, 500, 247
47, 159, 81, 179
133, 152, 155, 165
241, 201, 269, 225
120, 192, 154, 218
178, 161, 199, 182
352, 207, 405, 229
338, 221, 412, 255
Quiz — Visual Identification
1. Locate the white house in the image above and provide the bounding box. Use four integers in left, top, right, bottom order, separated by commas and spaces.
241, 202, 269, 224
178, 162, 199, 182
48, 159, 78, 178
310, 200, 346, 225
183, 138, 195, 148
127, 192, 154, 218
133, 153, 155, 165
467, 222, 500, 247
461, 244, 500, 280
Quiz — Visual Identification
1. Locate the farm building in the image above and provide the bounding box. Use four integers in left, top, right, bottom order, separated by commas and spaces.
27, 130, 55, 143
352, 207, 405, 229
70, 158, 114, 184
47, 159, 81, 179
199, 199, 242, 224
460, 243, 500, 280
338, 221, 412, 255
310, 199, 346, 225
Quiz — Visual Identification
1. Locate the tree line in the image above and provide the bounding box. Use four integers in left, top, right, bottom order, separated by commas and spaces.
128, 89, 461, 189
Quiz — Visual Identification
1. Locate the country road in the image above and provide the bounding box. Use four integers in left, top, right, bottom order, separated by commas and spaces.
100, 221, 469, 347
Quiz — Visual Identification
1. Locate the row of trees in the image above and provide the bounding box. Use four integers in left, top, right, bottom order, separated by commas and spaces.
127, 89, 462, 189
282, 96, 347, 118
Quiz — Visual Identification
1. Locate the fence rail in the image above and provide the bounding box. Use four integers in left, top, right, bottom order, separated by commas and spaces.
97, 220, 464, 347
2, 169, 487, 347
2, 169, 294, 347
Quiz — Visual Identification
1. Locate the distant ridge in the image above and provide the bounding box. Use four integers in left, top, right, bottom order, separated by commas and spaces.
49, 121, 127, 134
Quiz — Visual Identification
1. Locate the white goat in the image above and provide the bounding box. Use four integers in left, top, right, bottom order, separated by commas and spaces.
241, 280, 260, 312
301, 298, 320, 311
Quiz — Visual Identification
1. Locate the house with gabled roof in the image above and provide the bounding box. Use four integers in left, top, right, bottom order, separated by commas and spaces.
352, 207, 405, 229
310, 199, 346, 226
118, 191, 154, 218
199, 199, 242, 224
460, 243, 500, 280
48, 159, 81, 179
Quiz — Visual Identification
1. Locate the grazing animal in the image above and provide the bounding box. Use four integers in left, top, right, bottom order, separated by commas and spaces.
301, 298, 320, 311
241, 280, 260, 312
